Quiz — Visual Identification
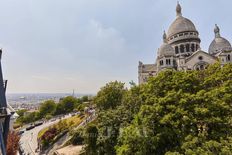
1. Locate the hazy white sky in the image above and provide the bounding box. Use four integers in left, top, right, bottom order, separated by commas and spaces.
1, 0, 232, 94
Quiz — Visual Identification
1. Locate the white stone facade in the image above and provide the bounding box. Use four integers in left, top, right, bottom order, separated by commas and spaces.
138, 3, 232, 84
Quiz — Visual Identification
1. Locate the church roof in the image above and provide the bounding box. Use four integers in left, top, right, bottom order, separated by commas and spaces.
186, 49, 217, 62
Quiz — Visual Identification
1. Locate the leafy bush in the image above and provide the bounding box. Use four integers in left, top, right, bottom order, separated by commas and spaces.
70, 129, 84, 145
41, 127, 57, 148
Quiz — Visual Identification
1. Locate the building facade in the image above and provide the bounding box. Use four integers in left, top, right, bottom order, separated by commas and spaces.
0, 50, 13, 155
138, 3, 232, 84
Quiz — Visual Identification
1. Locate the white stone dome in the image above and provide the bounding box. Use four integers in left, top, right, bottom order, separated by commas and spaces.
167, 16, 197, 38
208, 25, 232, 55
167, 2, 198, 38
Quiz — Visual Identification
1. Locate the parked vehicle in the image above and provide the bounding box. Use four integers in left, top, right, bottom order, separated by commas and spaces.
26, 125, 35, 131
50, 118, 56, 122
18, 130, 25, 135
34, 121, 43, 127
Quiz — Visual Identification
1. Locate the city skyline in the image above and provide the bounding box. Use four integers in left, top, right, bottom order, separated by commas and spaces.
1, 0, 232, 93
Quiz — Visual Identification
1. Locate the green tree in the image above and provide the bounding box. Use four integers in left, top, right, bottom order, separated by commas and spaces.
81, 95, 89, 102
116, 63, 232, 154
39, 100, 56, 116
83, 63, 232, 155
55, 102, 65, 115
94, 81, 126, 110
70, 129, 84, 145
16, 109, 27, 117
84, 124, 98, 155
61, 96, 77, 113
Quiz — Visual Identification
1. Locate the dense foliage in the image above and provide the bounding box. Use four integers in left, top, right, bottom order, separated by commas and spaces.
83, 63, 232, 155
39, 115, 84, 148
16, 95, 89, 125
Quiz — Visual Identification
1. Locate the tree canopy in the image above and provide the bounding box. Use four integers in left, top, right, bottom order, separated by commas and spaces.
83, 63, 232, 155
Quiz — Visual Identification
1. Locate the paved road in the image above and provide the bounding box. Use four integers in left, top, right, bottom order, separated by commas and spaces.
19, 114, 72, 155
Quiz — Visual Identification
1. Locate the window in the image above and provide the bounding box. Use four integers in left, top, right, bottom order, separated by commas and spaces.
175, 46, 179, 54
173, 60, 176, 65
196, 44, 199, 50
200, 65, 204, 70
160, 60, 163, 66
186, 44, 190, 52
191, 44, 195, 52
228, 55, 231, 61
198, 56, 203, 60
180, 45, 184, 53
166, 59, 171, 65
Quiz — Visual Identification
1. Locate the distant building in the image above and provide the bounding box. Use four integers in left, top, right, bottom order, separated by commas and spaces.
138, 3, 232, 84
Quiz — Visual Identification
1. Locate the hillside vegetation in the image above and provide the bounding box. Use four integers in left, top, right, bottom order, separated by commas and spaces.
80, 63, 232, 155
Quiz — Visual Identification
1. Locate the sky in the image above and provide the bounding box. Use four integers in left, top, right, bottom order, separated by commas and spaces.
1, 0, 232, 94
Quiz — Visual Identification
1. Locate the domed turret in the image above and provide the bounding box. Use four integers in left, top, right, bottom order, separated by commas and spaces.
167, 2, 201, 57
208, 24, 232, 55
157, 31, 176, 72
158, 31, 175, 57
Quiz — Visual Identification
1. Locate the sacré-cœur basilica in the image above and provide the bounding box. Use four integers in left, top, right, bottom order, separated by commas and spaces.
138, 2, 232, 84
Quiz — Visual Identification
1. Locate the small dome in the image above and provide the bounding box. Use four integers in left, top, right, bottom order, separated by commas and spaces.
208, 24, 232, 55
167, 2, 198, 38
158, 31, 175, 57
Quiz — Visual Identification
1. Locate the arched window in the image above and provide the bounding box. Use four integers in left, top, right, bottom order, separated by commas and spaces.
166, 59, 171, 65
175, 46, 179, 54
196, 44, 199, 50
180, 45, 184, 53
191, 44, 195, 52
186, 44, 190, 52
200, 65, 204, 70
160, 60, 163, 66
173, 59, 176, 65
228, 55, 231, 61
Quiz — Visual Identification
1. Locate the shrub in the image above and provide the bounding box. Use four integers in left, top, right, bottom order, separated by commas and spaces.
70, 130, 84, 145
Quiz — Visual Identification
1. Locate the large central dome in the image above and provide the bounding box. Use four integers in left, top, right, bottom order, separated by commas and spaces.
167, 16, 197, 38
165, 2, 201, 57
